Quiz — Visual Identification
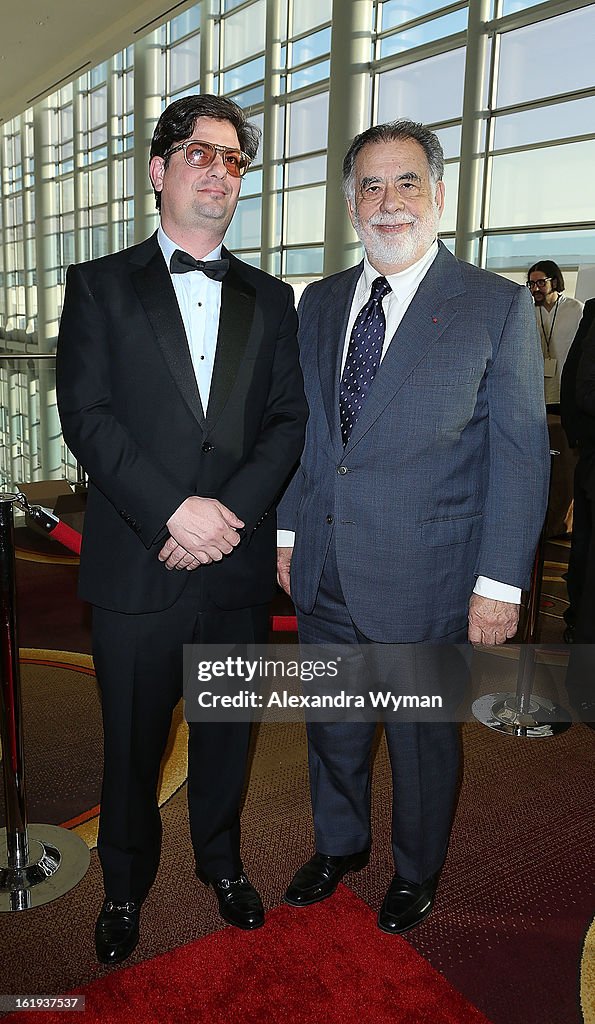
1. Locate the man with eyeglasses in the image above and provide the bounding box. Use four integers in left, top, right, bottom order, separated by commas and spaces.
527, 261, 583, 538
57, 95, 306, 963
277, 120, 549, 934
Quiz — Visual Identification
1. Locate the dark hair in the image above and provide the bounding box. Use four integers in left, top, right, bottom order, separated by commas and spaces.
527, 260, 565, 292
342, 119, 444, 202
149, 94, 261, 209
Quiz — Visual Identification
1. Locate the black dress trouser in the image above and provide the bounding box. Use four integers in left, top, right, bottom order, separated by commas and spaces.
565, 449, 595, 715
92, 570, 268, 903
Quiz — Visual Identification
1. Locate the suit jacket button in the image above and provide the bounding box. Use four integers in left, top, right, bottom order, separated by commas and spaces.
202, 442, 214, 453
337, 466, 348, 475
326, 515, 334, 524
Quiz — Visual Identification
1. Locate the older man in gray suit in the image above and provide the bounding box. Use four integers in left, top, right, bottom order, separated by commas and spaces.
276, 120, 549, 934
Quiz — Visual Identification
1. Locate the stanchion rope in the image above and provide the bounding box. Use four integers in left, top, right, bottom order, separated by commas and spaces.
12, 491, 82, 555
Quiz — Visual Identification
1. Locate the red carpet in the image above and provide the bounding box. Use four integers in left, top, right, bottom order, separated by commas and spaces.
4, 887, 492, 1024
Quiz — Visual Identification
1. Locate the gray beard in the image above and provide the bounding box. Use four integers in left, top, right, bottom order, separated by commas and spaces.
353, 207, 441, 267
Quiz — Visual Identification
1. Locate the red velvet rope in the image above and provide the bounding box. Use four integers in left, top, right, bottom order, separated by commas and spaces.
270, 615, 297, 632
48, 519, 82, 555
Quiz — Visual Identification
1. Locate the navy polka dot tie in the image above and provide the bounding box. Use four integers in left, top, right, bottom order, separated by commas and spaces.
339, 276, 391, 446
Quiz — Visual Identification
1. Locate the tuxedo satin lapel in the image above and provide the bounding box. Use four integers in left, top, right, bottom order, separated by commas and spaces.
206, 255, 255, 427
131, 245, 205, 427
318, 264, 361, 450
344, 244, 466, 455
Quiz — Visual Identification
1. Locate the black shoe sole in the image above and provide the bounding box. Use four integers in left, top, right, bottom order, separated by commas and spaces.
219, 910, 265, 930
377, 902, 434, 935
95, 936, 139, 965
284, 888, 336, 908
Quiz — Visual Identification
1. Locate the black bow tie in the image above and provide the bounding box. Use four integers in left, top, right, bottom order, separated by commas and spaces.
170, 249, 230, 280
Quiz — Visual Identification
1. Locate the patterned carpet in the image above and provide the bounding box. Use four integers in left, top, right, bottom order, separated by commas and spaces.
2, 887, 495, 1024
1, 527, 593, 1024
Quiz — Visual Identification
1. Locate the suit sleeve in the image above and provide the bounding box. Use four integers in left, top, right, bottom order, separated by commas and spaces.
560, 299, 595, 444
275, 454, 305, 534
215, 284, 307, 535
475, 284, 550, 590
56, 264, 190, 548
575, 316, 595, 417
275, 284, 318, 532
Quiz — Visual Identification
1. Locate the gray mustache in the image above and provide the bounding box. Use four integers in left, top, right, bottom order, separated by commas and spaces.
369, 215, 416, 226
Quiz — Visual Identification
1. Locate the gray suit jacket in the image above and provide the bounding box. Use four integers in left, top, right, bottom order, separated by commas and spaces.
278, 242, 550, 641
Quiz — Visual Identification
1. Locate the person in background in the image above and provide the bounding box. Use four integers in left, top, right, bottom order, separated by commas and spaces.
57, 94, 306, 964
277, 119, 549, 935
528, 260, 584, 537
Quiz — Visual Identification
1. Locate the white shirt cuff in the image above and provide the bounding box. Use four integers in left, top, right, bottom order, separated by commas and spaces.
473, 576, 521, 604
277, 529, 295, 546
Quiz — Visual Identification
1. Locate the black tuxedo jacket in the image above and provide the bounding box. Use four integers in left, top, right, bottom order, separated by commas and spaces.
56, 233, 307, 613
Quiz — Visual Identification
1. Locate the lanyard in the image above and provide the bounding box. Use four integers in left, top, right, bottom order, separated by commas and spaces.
539, 297, 560, 356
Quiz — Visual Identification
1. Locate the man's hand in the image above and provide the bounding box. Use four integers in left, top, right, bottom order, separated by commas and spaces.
468, 594, 520, 645
165, 496, 244, 562
277, 546, 293, 596
158, 537, 207, 571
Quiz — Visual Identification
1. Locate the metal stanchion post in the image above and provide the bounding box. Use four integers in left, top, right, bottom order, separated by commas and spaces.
472, 451, 571, 738
74, 461, 88, 495
0, 493, 90, 911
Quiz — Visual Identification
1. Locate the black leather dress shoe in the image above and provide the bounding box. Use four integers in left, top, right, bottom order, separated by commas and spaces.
197, 869, 264, 930
284, 850, 370, 907
377, 872, 440, 935
95, 899, 141, 964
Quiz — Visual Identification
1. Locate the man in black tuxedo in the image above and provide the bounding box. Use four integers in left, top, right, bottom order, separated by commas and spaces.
56, 95, 306, 963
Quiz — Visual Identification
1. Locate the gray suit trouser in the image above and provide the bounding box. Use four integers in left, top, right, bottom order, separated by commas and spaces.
296, 536, 465, 885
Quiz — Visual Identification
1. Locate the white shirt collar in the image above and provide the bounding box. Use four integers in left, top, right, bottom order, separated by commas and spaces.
157, 224, 223, 274
362, 239, 439, 302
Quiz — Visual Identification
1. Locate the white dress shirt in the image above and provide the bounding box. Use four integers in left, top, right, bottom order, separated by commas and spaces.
342, 240, 439, 371
535, 294, 584, 405
279, 241, 521, 604
158, 225, 223, 410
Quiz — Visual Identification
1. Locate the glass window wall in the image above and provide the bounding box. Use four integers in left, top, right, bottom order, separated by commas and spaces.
1, 0, 594, 486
